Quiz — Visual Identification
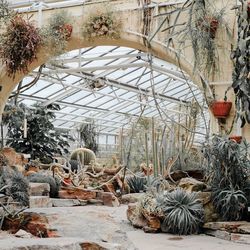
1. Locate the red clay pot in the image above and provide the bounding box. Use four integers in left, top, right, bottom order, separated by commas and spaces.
210, 101, 232, 118
229, 136, 242, 143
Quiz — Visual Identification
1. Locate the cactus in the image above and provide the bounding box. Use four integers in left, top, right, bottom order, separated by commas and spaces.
70, 148, 96, 166
0, 166, 29, 206
27, 172, 60, 198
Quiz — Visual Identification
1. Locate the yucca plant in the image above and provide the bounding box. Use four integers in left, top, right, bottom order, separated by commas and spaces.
213, 188, 247, 221
157, 188, 204, 235
126, 174, 147, 193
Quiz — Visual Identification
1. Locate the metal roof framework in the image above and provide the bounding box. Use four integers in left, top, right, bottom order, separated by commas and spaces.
14, 45, 209, 142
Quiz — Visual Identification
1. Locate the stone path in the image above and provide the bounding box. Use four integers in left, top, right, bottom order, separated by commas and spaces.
0, 205, 249, 250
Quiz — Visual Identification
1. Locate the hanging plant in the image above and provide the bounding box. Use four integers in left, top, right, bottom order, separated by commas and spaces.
82, 9, 121, 40
41, 10, 73, 57
231, 1, 250, 127
0, 15, 42, 77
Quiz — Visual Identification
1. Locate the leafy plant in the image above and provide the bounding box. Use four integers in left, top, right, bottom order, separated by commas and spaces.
156, 188, 204, 235
126, 174, 147, 193
79, 122, 99, 153
231, 1, 250, 127
213, 188, 247, 221
0, 15, 42, 77
82, 8, 121, 40
3, 102, 73, 163
41, 10, 72, 57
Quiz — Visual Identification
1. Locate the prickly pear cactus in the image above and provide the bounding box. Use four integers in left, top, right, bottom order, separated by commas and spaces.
232, 0, 250, 126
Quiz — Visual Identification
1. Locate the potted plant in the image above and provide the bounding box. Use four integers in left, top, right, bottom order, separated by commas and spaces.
210, 100, 232, 118
0, 15, 42, 77
229, 135, 242, 143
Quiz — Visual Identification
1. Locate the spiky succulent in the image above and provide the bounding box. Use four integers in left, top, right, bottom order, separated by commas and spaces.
213, 188, 247, 221
0, 166, 29, 206
126, 175, 147, 193
157, 188, 204, 235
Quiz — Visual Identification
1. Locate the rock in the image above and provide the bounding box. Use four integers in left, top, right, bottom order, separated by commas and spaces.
231, 233, 250, 244
167, 170, 204, 182
88, 199, 104, 205
14, 229, 34, 238
121, 193, 144, 204
59, 187, 97, 200
103, 183, 116, 194
29, 182, 50, 196
29, 196, 52, 208
97, 192, 120, 207
143, 226, 159, 233
178, 177, 206, 192
127, 203, 147, 229
51, 198, 81, 207
146, 216, 161, 230
204, 229, 231, 241
238, 225, 250, 234
3, 212, 50, 237
197, 192, 218, 223
204, 221, 249, 233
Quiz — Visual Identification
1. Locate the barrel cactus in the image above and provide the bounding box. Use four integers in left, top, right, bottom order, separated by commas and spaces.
70, 148, 96, 166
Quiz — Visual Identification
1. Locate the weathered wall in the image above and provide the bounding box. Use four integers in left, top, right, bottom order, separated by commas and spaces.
0, 0, 248, 138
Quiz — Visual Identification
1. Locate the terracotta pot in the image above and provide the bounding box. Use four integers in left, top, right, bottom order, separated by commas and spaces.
210, 101, 232, 118
229, 136, 242, 143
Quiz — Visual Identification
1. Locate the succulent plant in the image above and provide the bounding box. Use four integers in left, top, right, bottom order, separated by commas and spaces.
126, 174, 147, 193
0, 166, 29, 206
70, 148, 96, 166
157, 188, 204, 235
213, 188, 247, 221
27, 173, 60, 198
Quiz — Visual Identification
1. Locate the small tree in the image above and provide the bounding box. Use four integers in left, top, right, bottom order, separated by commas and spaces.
79, 121, 98, 153
3, 103, 73, 163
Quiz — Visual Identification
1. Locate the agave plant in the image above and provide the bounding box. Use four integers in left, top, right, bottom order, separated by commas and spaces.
157, 188, 204, 235
126, 174, 147, 193
213, 188, 247, 221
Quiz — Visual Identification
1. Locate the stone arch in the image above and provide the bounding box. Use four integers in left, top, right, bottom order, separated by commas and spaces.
0, 29, 211, 116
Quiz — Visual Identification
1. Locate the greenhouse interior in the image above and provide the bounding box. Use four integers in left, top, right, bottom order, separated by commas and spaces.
0, 0, 249, 249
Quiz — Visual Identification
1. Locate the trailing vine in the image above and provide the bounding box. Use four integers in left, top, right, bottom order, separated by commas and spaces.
0, 15, 42, 78
231, 0, 250, 127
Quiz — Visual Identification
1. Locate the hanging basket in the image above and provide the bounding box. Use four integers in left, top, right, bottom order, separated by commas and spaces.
210, 101, 232, 118
229, 135, 242, 144
59, 24, 73, 40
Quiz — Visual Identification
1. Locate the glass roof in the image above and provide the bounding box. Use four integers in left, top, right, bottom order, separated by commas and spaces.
14, 45, 209, 142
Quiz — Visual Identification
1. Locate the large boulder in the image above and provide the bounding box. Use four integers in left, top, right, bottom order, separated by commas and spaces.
197, 192, 218, 223
178, 177, 206, 192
